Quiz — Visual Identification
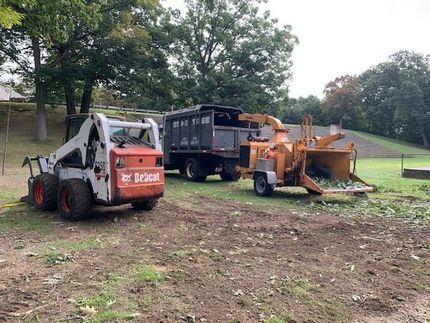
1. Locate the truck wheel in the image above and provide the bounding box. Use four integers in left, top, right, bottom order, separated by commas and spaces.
131, 200, 158, 211
57, 179, 91, 221
254, 174, 274, 197
184, 158, 206, 182
220, 170, 241, 181
31, 174, 58, 211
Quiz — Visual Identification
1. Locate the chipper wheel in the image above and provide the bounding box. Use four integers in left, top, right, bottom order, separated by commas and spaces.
253, 174, 274, 197
131, 200, 158, 211
57, 179, 91, 220
31, 173, 58, 211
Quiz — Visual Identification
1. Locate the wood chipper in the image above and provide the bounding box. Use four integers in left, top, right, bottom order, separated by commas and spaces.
237, 113, 373, 196
22, 113, 164, 220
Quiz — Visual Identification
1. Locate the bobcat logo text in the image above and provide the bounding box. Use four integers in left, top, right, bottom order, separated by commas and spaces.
120, 172, 160, 185
135, 172, 160, 183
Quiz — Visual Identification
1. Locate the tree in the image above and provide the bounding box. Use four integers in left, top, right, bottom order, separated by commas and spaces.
0, 0, 29, 28
171, 0, 297, 114
41, 0, 173, 114
359, 50, 430, 146
392, 51, 430, 147
359, 63, 400, 137
99, 1, 175, 112
280, 95, 322, 125
322, 75, 365, 130
0, 0, 102, 140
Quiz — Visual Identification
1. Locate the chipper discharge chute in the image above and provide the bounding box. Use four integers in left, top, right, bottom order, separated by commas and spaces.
237, 114, 373, 196
22, 113, 164, 220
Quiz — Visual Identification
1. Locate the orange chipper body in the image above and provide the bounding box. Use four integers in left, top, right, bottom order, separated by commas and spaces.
237, 113, 373, 196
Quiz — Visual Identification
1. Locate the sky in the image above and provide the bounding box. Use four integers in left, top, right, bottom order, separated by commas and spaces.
164, 0, 430, 98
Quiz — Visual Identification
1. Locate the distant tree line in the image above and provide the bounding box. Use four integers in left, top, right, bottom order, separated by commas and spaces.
281, 51, 430, 147
0, 0, 298, 141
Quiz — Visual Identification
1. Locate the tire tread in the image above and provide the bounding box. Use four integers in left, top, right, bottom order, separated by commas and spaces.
58, 179, 91, 220
32, 173, 58, 211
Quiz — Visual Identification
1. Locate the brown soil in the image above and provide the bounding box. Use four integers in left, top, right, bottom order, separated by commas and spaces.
0, 195, 429, 322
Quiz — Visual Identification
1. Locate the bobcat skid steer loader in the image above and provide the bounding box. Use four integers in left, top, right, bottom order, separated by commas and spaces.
22, 113, 164, 220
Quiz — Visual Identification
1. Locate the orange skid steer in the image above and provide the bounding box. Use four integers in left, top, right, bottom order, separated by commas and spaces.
238, 114, 373, 196
22, 113, 164, 220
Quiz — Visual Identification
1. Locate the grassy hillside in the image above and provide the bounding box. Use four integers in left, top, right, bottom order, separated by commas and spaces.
351, 130, 430, 155
286, 124, 429, 157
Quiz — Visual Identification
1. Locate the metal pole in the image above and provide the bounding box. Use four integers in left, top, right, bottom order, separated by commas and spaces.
1, 105, 11, 175
401, 153, 404, 176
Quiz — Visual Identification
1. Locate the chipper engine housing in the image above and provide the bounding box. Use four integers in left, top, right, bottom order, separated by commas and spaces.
22, 113, 164, 220
238, 114, 373, 196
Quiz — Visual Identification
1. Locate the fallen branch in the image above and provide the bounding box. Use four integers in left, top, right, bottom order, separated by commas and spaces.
8, 302, 54, 320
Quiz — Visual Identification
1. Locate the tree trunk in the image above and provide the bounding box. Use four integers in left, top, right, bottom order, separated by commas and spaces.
421, 126, 430, 148
32, 37, 47, 142
80, 78, 94, 113
64, 81, 76, 115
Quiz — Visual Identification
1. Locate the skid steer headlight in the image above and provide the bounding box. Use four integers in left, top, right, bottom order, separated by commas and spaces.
115, 156, 125, 168
155, 157, 163, 167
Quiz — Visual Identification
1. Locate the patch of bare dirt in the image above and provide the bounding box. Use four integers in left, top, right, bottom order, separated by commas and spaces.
0, 196, 429, 322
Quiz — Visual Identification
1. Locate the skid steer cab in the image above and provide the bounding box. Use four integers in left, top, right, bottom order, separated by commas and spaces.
22, 113, 164, 220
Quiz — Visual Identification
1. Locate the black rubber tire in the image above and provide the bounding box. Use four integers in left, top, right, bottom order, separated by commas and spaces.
31, 173, 58, 211
131, 199, 158, 211
253, 174, 274, 197
57, 179, 91, 221
219, 170, 241, 181
184, 158, 206, 182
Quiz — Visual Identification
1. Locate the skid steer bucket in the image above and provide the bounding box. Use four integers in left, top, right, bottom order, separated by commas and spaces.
301, 148, 373, 194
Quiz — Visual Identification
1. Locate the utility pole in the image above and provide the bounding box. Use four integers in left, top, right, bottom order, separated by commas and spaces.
1, 105, 11, 175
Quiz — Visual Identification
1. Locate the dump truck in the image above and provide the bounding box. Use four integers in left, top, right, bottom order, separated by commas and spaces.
163, 104, 260, 181
238, 113, 373, 196
22, 113, 164, 220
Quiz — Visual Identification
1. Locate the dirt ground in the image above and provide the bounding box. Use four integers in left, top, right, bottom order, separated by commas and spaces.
0, 192, 429, 322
